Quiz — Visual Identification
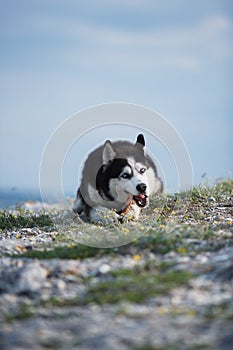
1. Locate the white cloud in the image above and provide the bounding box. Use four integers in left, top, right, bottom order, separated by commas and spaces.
27, 13, 232, 73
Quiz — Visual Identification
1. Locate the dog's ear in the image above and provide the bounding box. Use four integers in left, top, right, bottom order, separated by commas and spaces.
135, 134, 145, 149
103, 140, 116, 163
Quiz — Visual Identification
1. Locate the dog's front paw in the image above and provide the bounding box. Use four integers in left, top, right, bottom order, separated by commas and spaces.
89, 207, 120, 224
119, 201, 141, 223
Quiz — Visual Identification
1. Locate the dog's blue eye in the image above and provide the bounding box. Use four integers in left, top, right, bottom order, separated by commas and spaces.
139, 168, 146, 174
121, 173, 130, 179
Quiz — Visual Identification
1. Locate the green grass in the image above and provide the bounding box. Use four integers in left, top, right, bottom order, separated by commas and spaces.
12, 224, 210, 260
0, 208, 53, 231
133, 344, 210, 350
42, 263, 191, 307
17, 243, 111, 260
83, 268, 190, 305
2, 179, 232, 344
4, 178, 233, 259
12, 222, 232, 260
184, 178, 233, 202
204, 301, 233, 321
39, 341, 61, 350
4, 304, 35, 322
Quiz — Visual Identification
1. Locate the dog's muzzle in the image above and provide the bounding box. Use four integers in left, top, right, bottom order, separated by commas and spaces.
133, 183, 148, 208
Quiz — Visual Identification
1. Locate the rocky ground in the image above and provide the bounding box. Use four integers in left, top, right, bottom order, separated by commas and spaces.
0, 181, 233, 350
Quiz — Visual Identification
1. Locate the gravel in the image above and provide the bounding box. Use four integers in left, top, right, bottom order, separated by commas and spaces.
0, 195, 233, 350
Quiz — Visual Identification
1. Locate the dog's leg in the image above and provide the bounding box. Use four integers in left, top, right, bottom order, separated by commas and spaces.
72, 189, 85, 214
118, 201, 141, 222
124, 202, 141, 221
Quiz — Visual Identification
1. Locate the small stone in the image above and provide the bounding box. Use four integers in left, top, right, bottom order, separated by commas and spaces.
0, 261, 48, 295
225, 218, 233, 225
99, 264, 111, 274
55, 279, 66, 291
213, 214, 224, 222
197, 255, 209, 264
208, 196, 216, 202
228, 195, 233, 205
215, 230, 232, 238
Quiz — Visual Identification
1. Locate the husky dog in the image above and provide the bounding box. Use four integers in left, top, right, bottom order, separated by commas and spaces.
72, 134, 163, 223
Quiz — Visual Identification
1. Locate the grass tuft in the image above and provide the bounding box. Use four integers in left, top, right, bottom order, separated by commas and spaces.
17, 244, 110, 260
82, 265, 191, 305
0, 209, 53, 231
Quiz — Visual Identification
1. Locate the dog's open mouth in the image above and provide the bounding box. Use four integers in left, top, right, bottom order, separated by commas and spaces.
133, 194, 148, 208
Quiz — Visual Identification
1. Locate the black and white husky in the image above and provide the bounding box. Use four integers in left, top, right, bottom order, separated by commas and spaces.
72, 134, 163, 223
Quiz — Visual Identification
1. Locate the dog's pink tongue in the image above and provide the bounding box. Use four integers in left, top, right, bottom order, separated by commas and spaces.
134, 194, 146, 202
138, 194, 145, 199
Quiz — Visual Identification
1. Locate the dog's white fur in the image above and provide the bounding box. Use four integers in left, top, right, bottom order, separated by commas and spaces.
72, 134, 163, 223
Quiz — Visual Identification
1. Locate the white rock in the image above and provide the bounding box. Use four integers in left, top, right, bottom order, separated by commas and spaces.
16, 262, 48, 294
0, 261, 48, 295
99, 264, 111, 274
208, 196, 216, 202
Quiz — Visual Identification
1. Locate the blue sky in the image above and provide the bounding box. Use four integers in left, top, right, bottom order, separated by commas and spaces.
0, 0, 232, 195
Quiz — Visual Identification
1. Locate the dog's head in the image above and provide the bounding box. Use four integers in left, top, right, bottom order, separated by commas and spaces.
96, 134, 150, 209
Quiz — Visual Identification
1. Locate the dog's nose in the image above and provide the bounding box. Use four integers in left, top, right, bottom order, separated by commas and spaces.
136, 183, 147, 193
